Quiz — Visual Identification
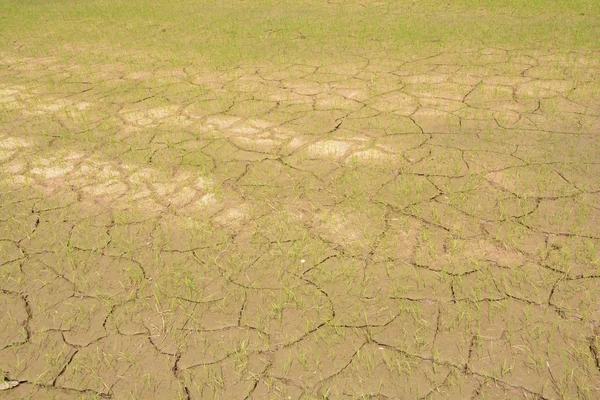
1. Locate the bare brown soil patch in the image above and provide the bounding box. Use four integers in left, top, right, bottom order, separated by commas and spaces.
1, 47, 600, 399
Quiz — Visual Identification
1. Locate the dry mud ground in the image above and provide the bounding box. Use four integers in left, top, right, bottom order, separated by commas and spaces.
1, 47, 600, 399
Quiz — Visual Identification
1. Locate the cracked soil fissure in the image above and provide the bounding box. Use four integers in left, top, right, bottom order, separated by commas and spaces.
1, 41, 600, 400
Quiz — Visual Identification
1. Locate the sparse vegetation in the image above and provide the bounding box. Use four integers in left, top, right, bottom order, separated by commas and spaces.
1, 0, 599, 399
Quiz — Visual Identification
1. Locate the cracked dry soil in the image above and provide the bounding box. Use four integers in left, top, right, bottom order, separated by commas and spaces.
1, 47, 600, 399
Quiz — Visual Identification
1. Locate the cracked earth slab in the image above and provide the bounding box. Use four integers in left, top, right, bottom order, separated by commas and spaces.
1, 45, 600, 400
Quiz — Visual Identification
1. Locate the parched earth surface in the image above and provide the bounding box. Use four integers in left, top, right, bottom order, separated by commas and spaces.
1, 48, 600, 399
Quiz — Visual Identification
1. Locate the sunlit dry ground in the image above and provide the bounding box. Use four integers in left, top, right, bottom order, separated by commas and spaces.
1, 1, 600, 399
